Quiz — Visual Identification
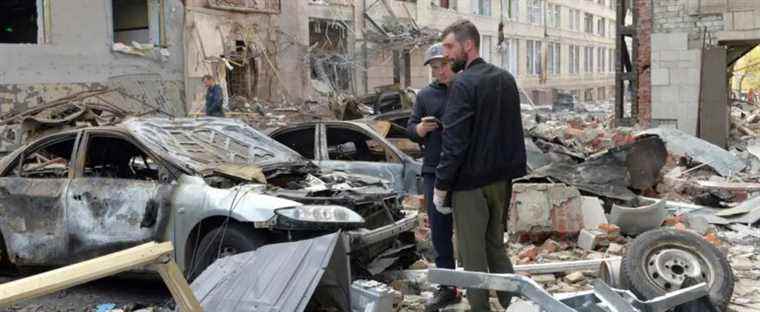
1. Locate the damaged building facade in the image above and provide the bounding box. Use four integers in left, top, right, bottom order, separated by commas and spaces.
629, 0, 760, 148
184, 0, 313, 114
0, 0, 187, 119
312, 0, 617, 106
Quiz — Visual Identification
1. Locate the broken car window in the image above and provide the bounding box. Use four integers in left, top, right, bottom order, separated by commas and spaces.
83, 136, 159, 181
271, 127, 317, 160
326, 126, 400, 163
8, 136, 76, 178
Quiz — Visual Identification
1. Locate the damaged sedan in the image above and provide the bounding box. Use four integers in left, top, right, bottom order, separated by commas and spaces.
0, 118, 417, 279
270, 120, 423, 195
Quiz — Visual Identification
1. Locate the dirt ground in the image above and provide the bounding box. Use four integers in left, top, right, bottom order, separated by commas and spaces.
0, 275, 172, 312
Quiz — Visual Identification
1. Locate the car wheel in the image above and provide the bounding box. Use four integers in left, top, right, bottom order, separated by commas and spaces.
186, 223, 267, 281
621, 229, 734, 310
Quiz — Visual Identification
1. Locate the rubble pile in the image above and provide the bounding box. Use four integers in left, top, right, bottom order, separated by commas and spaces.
384, 104, 760, 311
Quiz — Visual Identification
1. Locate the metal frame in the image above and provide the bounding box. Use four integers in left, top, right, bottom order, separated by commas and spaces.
429, 268, 710, 312
615, 0, 638, 126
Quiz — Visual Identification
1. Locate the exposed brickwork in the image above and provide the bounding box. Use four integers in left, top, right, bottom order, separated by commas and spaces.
636, 0, 652, 126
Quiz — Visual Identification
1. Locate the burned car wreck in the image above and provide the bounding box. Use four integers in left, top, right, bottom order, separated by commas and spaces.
0, 117, 417, 279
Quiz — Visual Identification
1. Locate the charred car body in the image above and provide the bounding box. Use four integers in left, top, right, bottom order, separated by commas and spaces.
0, 118, 417, 278
270, 120, 423, 195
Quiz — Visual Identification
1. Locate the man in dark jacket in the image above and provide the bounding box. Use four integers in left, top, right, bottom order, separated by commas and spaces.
434, 20, 527, 311
406, 43, 459, 311
203, 75, 225, 117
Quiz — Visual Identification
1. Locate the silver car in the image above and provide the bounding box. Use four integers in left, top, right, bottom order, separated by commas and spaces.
0, 118, 417, 279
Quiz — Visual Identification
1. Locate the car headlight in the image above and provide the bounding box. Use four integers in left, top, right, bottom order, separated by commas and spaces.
274, 205, 365, 229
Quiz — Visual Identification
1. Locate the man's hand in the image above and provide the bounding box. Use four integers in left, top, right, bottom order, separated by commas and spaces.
433, 188, 451, 215
415, 119, 439, 137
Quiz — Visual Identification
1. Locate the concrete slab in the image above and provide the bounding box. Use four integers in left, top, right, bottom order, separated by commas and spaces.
581, 196, 608, 230
509, 184, 585, 241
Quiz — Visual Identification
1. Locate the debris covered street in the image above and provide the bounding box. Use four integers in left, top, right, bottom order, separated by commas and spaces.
1, 0, 760, 311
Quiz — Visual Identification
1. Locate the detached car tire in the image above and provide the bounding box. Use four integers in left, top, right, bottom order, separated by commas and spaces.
621, 229, 734, 310
188, 223, 267, 281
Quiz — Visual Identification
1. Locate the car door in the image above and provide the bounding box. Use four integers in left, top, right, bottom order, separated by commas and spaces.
317, 123, 414, 194
0, 132, 79, 266
269, 124, 319, 160
65, 131, 173, 262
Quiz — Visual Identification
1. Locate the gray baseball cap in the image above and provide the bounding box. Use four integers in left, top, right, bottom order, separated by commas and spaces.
424, 43, 444, 66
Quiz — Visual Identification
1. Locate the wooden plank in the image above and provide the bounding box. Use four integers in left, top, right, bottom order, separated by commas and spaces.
156, 260, 203, 312
696, 180, 760, 191
0, 242, 173, 308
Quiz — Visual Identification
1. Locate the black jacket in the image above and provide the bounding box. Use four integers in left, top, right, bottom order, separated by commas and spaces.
407, 82, 448, 174
435, 58, 527, 191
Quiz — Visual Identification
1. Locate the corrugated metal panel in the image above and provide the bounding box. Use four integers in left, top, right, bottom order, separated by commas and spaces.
189, 232, 350, 312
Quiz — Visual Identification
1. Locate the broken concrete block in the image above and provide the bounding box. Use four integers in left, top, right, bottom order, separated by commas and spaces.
577, 229, 606, 251
531, 274, 557, 284
581, 196, 608, 229
506, 300, 541, 312
509, 184, 585, 241
607, 243, 624, 255
540, 239, 561, 254
564, 271, 586, 283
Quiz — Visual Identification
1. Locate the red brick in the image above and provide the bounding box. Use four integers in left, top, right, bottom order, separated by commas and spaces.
598, 224, 621, 235
663, 215, 684, 226
518, 245, 539, 261
636, 0, 652, 126
703, 233, 721, 246
540, 239, 561, 254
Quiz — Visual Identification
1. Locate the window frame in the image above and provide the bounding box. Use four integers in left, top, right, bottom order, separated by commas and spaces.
2, 132, 81, 179
0, 0, 51, 45
75, 130, 169, 181
111, 0, 166, 46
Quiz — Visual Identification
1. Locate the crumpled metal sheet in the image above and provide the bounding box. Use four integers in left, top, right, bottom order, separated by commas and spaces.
525, 138, 550, 171
190, 232, 350, 312
637, 127, 746, 177
526, 137, 666, 201
124, 117, 308, 173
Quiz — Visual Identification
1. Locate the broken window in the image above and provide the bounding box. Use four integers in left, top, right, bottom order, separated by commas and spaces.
112, 0, 163, 45
83, 136, 159, 181
326, 127, 400, 163
6, 135, 76, 178
271, 127, 317, 160
227, 41, 259, 99
0, 0, 48, 44
309, 19, 353, 93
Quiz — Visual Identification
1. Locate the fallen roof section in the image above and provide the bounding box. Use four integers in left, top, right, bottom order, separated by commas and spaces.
190, 232, 351, 312
637, 127, 746, 177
